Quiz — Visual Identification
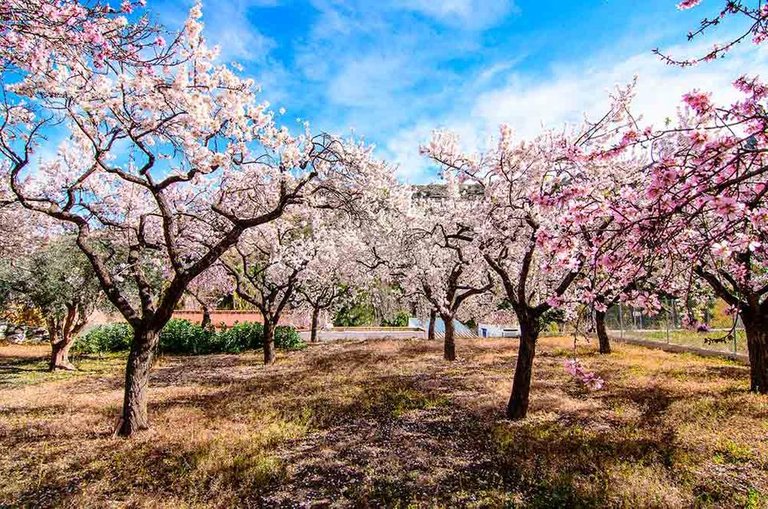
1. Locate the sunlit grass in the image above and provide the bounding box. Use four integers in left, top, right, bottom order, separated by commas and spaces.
0, 347, 127, 387
0, 337, 765, 507
624, 329, 748, 354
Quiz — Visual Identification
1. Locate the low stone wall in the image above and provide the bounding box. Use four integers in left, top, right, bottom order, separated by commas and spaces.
0, 322, 47, 344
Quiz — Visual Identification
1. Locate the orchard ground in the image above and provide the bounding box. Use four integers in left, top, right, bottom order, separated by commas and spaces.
1, 337, 766, 508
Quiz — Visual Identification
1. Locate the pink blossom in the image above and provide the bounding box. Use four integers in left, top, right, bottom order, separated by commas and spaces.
564, 359, 604, 390
676, 0, 702, 10
711, 241, 732, 258
682, 90, 712, 115
547, 295, 563, 308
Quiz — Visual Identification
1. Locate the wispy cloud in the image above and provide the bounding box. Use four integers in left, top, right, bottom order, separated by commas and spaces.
148, 0, 766, 184
393, 0, 516, 29
383, 40, 768, 182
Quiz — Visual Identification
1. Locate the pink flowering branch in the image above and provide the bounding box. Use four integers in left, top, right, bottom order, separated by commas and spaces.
655, 1, 768, 66
564, 359, 605, 391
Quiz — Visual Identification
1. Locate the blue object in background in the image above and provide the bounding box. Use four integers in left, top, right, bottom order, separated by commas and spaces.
408, 317, 477, 338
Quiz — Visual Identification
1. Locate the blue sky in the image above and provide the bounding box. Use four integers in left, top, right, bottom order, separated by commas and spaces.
152, 0, 768, 182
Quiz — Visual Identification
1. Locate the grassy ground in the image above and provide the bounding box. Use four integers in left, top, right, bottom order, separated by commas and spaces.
0, 337, 766, 508
620, 329, 747, 354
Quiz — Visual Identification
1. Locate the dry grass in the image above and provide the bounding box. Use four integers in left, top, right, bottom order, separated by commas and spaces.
0, 337, 766, 508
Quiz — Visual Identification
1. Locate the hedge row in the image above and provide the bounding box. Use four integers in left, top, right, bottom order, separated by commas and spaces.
73, 320, 304, 355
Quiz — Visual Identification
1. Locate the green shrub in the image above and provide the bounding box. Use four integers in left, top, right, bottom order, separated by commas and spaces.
381, 311, 409, 327
274, 325, 305, 350
333, 301, 376, 327
159, 319, 216, 355
218, 322, 264, 351
73, 320, 304, 355
73, 323, 132, 354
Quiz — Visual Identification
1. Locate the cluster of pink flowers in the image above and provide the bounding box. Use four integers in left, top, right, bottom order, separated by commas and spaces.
681, 314, 712, 332
682, 90, 712, 115
564, 359, 604, 390
676, 0, 702, 10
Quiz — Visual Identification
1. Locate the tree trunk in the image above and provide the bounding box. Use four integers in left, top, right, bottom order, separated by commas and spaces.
595, 310, 611, 354
263, 320, 276, 365
117, 328, 159, 437
201, 306, 212, 331
428, 309, 436, 341
442, 313, 456, 361
743, 310, 768, 394
50, 333, 76, 371
310, 306, 320, 343
507, 318, 538, 420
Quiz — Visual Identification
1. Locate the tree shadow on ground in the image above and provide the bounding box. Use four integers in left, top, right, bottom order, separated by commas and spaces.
2, 338, 766, 508
0, 355, 48, 383
126, 347, 696, 506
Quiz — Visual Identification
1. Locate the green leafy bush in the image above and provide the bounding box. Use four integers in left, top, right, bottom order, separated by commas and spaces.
333, 298, 377, 327
217, 322, 264, 351
73, 320, 304, 355
159, 319, 216, 355
381, 312, 409, 327
72, 323, 133, 354
274, 325, 304, 350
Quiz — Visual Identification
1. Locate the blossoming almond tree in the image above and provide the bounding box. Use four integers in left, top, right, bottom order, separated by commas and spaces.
407, 184, 493, 360
619, 83, 768, 392
295, 214, 369, 343
579, 247, 686, 355
0, 5, 383, 435
422, 91, 635, 418
223, 194, 388, 358
603, 1, 768, 393
298, 276, 348, 344
368, 181, 493, 360
220, 213, 314, 365
185, 263, 232, 329
566, 150, 688, 354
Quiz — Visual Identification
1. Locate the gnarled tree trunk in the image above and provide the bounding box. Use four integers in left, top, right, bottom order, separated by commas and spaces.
47, 305, 86, 371
117, 328, 159, 436
743, 309, 768, 394
263, 320, 276, 365
442, 313, 456, 361
507, 317, 539, 420
595, 309, 611, 354
310, 306, 320, 343
50, 336, 76, 371
427, 309, 436, 341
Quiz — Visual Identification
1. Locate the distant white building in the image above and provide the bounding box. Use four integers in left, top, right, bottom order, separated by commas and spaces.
477, 323, 520, 338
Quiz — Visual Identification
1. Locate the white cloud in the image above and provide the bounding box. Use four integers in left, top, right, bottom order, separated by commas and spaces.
291, 0, 481, 139
384, 123, 434, 182
157, 0, 278, 64
327, 54, 417, 108
473, 46, 768, 139
394, 0, 516, 29
385, 42, 768, 183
